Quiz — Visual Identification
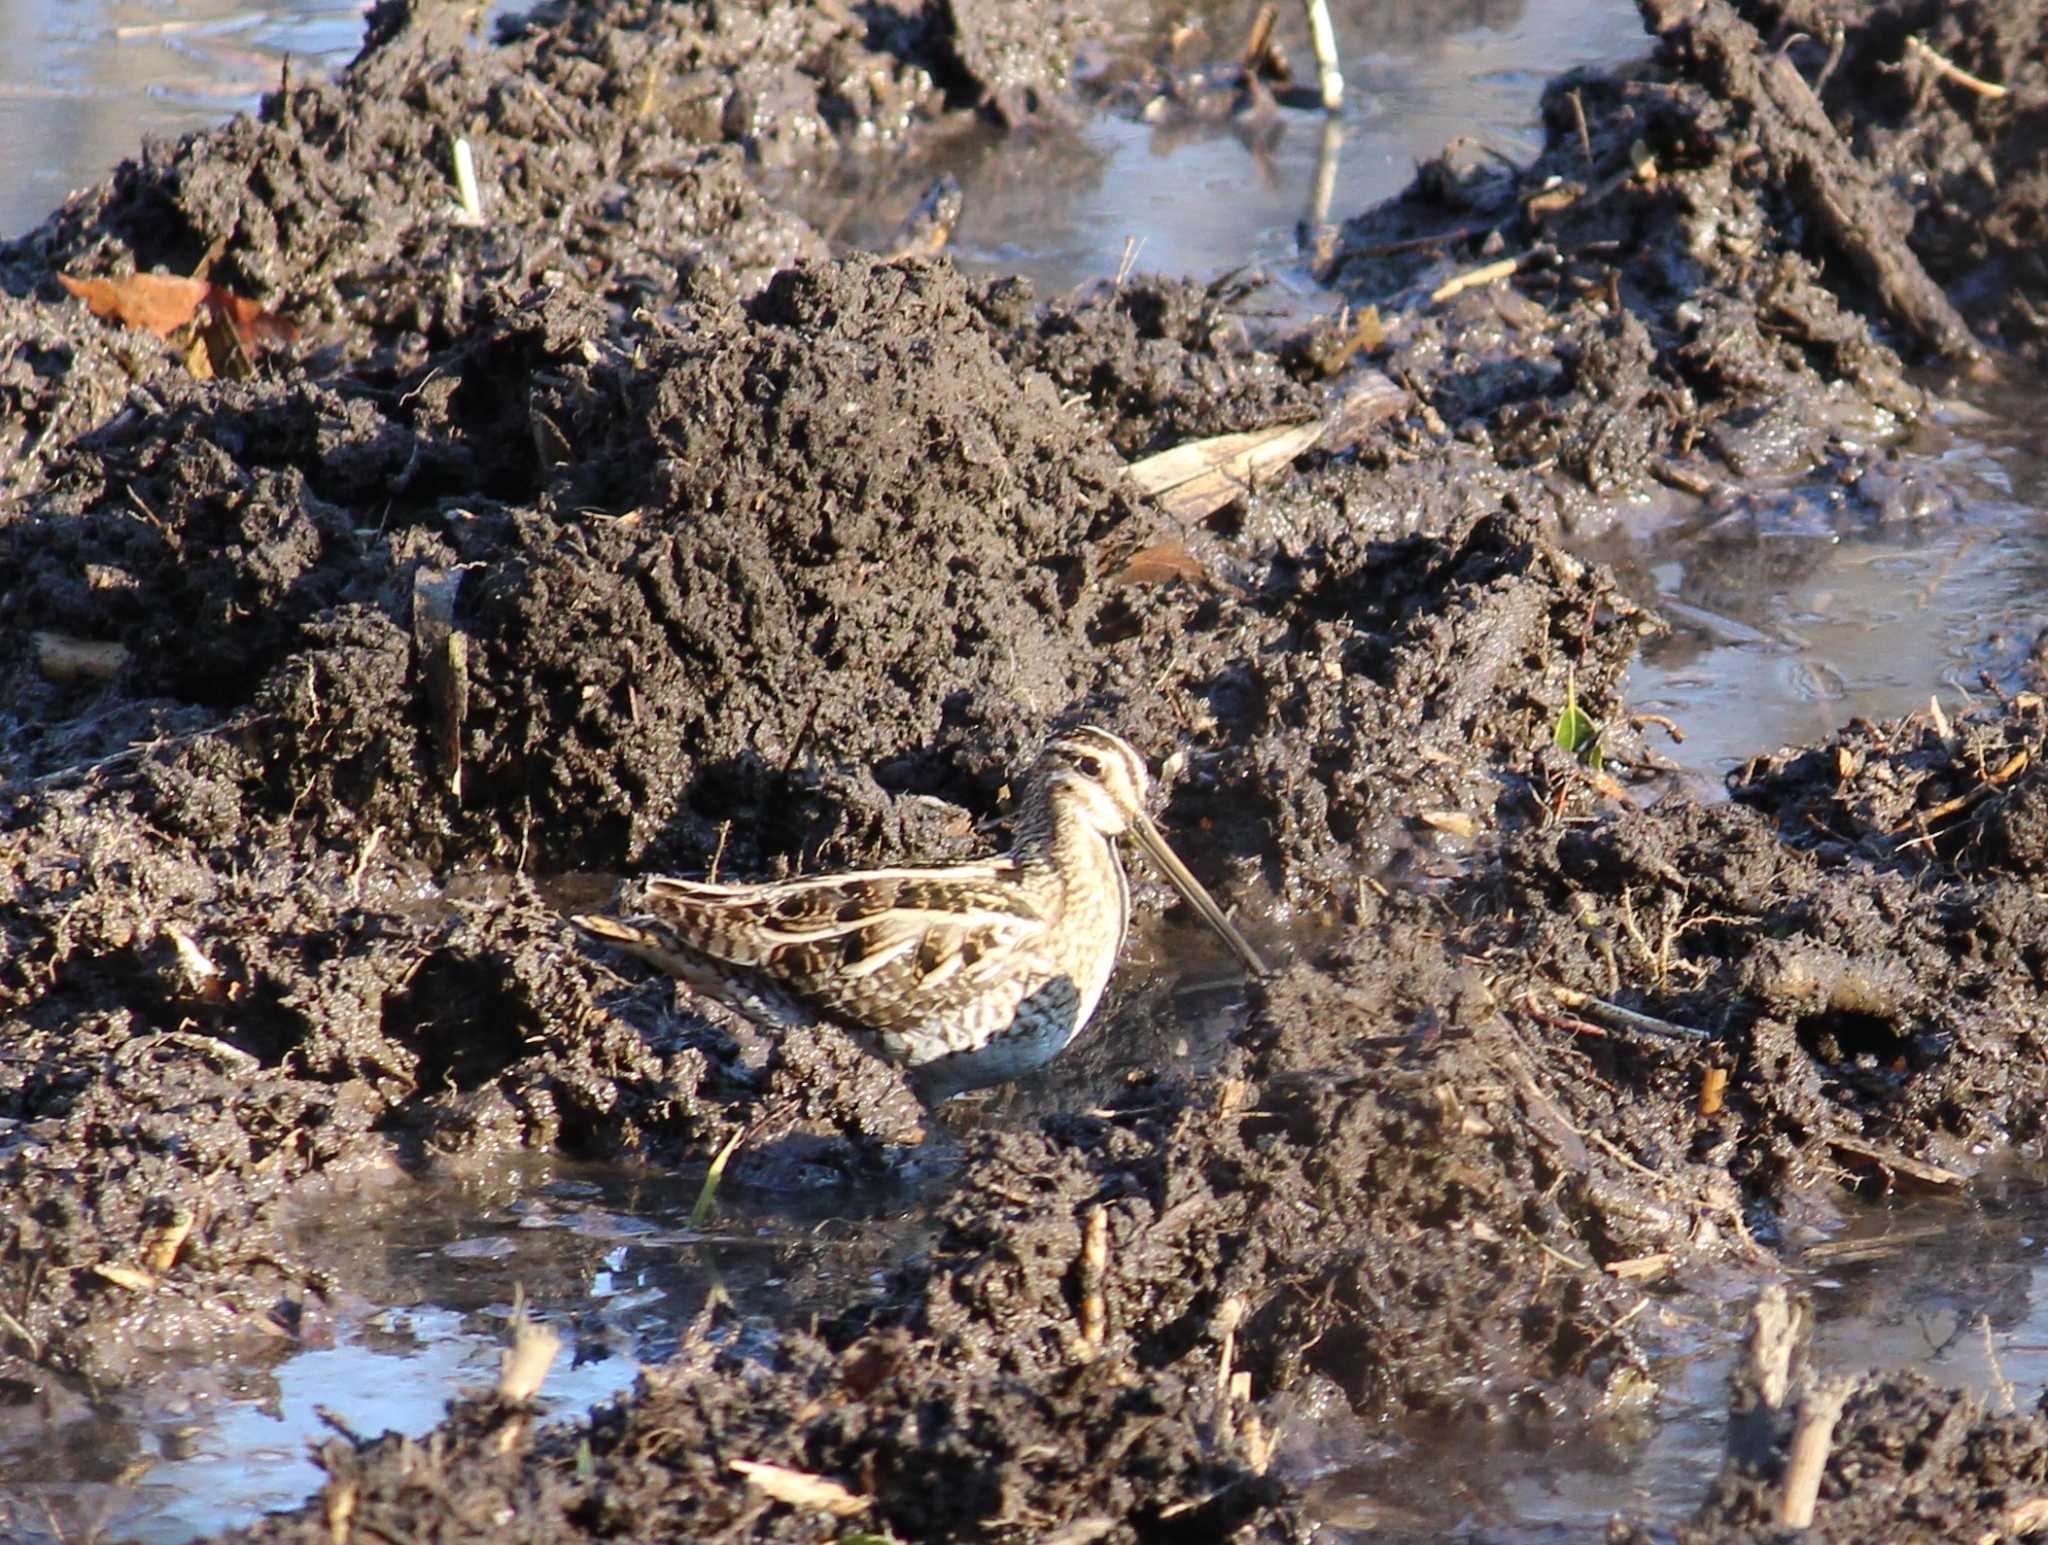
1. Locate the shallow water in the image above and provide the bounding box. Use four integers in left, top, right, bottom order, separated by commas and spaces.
3, 1153, 941, 1543
18, 1132, 2045, 1541
787, 0, 1649, 295
0, 0, 368, 241
1290, 1170, 2048, 1538
1614, 397, 2048, 793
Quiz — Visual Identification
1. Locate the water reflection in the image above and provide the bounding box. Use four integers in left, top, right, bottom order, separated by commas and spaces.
0, 0, 369, 240
1294, 1173, 2048, 1541
1613, 420, 2048, 792
0, 1152, 939, 1544
773, 0, 1646, 297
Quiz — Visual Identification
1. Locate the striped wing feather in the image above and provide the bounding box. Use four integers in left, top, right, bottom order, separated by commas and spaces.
636, 867, 1055, 1045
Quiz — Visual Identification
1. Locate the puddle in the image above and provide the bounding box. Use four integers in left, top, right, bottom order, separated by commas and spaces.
0, 906, 1255, 1544
1614, 406, 2048, 791
1, 1152, 941, 1543
1800, 1168, 2048, 1400
784, 0, 1648, 298
27, 1157, 2048, 1541
1290, 1171, 2048, 1539
0, 0, 369, 240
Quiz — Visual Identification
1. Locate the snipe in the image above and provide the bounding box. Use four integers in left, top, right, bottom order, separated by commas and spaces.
573, 726, 1268, 1101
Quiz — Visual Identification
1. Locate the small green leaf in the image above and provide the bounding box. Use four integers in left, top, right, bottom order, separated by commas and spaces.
1553, 671, 1605, 770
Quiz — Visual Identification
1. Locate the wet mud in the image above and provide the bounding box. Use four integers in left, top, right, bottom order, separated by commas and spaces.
5, 0, 2048, 1539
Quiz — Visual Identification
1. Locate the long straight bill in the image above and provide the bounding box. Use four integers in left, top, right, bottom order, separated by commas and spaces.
1130, 814, 1271, 978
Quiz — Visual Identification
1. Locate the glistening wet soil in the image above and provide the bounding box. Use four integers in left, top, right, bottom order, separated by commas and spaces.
6, 0, 2048, 1540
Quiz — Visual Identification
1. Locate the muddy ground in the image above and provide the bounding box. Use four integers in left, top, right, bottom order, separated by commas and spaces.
4, 0, 2048, 1538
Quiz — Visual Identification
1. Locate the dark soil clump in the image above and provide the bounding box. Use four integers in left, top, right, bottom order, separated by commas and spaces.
1746, 0, 2048, 367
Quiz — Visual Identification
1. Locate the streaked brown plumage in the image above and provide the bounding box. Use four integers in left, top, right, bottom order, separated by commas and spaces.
574, 726, 1267, 1101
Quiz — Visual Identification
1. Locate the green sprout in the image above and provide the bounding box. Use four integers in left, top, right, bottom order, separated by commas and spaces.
1553, 669, 1604, 770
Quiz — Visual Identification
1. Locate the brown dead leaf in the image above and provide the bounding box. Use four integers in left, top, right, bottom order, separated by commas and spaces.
60, 272, 210, 338
839, 1327, 911, 1398
729, 1459, 869, 1517
59, 271, 300, 361
208, 285, 300, 350
1110, 540, 1210, 588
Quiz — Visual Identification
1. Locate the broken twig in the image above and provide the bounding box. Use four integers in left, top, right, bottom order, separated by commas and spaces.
1904, 35, 2007, 100
1549, 987, 1712, 1044
1078, 1204, 1109, 1351
1301, 0, 1344, 110
1777, 1376, 1852, 1528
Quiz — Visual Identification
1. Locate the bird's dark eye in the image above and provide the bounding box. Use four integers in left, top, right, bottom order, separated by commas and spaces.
1074, 754, 1104, 778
